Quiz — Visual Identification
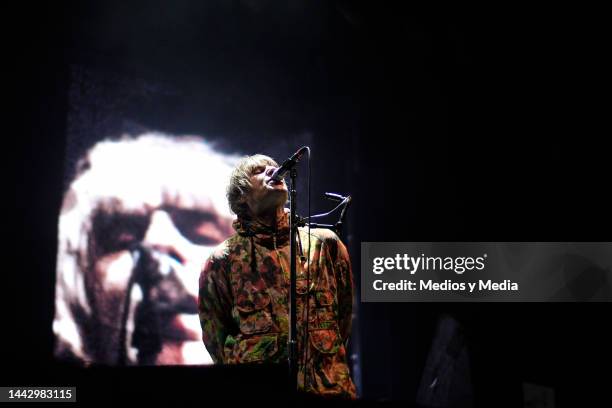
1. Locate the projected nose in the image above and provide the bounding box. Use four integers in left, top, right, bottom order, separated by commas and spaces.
142, 210, 188, 264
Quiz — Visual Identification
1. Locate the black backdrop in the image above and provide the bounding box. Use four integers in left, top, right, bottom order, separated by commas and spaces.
6, 1, 611, 406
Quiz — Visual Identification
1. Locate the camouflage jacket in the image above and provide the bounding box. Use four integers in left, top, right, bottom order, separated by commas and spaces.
198, 210, 356, 398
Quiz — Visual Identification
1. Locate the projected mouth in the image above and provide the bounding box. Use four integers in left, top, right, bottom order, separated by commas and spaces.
131, 301, 200, 364
130, 254, 202, 362
144, 279, 199, 340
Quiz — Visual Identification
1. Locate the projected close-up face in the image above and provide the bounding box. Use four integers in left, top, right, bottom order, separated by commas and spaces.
54, 133, 236, 365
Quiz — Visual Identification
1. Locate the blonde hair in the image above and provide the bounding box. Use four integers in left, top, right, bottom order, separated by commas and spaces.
54, 132, 236, 363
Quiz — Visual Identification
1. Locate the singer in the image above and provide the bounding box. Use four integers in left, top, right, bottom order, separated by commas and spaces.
198, 154, 357, 398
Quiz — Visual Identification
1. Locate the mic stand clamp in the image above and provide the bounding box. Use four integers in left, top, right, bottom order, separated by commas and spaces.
295, 197, 351, 234
302, 221, 340, 233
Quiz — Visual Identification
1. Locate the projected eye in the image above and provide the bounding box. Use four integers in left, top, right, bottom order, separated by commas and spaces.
252, 166, 265, 175
167, 207, 227, 246
91, 211, 150, 254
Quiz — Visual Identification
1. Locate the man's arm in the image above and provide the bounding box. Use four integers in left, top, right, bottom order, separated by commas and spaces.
198, 254, 233, 363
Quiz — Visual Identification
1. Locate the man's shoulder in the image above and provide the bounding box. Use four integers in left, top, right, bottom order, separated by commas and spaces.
300, 227, 345, 248
200, 234, 243, 284
207, 233, 243, 262
303, 227, 336, 240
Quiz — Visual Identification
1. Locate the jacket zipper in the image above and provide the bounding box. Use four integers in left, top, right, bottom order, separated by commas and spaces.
273, 235, 288, 286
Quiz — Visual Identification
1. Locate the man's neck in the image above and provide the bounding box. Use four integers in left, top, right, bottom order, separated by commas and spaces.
251, 206, 285, 229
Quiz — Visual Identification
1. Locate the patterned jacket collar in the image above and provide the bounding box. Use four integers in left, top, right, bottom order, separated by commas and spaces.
232, 209, 290, 248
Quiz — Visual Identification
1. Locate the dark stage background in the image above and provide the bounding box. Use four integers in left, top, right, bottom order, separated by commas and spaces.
7, 1, 610, 406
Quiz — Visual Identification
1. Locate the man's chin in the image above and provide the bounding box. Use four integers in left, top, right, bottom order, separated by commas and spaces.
165, 313, 202, 341
154, 340, 214, 365
265, 182, 288, 193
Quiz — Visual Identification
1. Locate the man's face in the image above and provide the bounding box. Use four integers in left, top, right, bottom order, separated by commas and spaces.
88, 200, 233, 365
245, 163, 288, 216
56, 135, 236, 365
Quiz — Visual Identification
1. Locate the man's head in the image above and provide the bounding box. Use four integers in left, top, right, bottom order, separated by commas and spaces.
54, 133, 237, 365
226, 154, 288, 220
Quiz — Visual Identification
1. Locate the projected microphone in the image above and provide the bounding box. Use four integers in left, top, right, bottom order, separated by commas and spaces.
270, 146, 309, 182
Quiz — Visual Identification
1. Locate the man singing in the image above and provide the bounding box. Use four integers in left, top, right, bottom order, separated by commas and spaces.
198, 154, 356, 398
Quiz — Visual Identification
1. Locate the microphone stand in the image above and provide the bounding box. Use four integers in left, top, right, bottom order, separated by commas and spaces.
288, 167, 299, 394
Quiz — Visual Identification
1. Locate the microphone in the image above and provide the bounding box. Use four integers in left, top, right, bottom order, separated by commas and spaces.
270, 146, 309, 182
